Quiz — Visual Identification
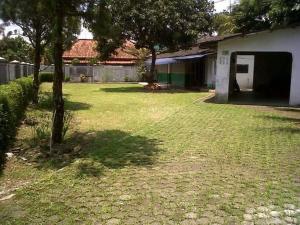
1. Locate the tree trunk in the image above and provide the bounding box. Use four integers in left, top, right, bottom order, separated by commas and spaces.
148, 47, 157, 84
32, 36, 41, 104
51, 0, 64, 147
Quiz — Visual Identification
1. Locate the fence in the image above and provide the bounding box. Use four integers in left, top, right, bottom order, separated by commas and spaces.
0, 58, 139, 84
0, 57, 34, 84
40, 64, 139, 83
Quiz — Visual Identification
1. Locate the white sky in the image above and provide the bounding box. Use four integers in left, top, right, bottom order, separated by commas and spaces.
2, 0, 234, 40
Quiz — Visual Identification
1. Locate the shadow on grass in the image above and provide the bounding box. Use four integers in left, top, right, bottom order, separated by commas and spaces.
38, 92, 92, 111
33, 130, 162, 177
99, 86, 199, 94
258, 115, 300, 124
204, 95, 290, 107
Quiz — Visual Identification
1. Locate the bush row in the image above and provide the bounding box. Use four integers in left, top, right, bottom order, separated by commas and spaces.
0, 76, 33, 170
39, 72, 70, 82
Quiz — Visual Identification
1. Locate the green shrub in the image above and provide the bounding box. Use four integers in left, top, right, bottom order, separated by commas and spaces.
0, 76, 33, 171
39, 72, 71, 82
39, 72, 54, 82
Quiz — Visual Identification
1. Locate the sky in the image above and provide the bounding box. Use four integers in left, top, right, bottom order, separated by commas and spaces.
2, 0, 233, 40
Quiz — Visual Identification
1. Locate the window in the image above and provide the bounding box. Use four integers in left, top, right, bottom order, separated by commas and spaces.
236, 64, 249, 73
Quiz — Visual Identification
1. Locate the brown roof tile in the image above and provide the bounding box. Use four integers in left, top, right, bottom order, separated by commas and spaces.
63, 39, 138, 64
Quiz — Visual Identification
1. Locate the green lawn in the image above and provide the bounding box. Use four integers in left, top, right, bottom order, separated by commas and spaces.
1, 83, 300, 225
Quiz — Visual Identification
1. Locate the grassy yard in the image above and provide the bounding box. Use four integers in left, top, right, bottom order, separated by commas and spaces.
0, 83, 300, 225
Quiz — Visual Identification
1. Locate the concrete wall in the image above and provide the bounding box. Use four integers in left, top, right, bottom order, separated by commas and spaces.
0, 60, 34, 84
205, 55, 217, 88
40, 64, 138, 82
215, 26, 300, 105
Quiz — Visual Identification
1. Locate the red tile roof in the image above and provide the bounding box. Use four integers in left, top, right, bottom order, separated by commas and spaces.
63, 39, 138, 65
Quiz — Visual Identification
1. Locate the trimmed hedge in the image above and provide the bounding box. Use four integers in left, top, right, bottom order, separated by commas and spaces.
0, 76, 33, 170
39, 72, 54, 82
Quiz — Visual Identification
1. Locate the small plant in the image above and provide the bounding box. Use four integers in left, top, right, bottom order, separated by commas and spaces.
124, 75, 129, 82
64, 76, 70, 82
63, 111, 74, 139
71, 58, 80, 65
30, 114, 51, 145
80, 74, 87, 82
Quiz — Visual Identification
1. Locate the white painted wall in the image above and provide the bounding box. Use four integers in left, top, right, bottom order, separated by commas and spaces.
205, 55, 217, 88
236, 55, 255, 90
215, 26, 300, 106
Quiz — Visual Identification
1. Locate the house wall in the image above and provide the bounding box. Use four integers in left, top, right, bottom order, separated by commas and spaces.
216, 27, 300, 105
157, 63, 186, 87
205, 55, 217, 88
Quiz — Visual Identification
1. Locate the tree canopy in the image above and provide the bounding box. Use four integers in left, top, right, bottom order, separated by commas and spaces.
89, 0, 214, 82
0, 36, 33, 62
232, 0, 300, 33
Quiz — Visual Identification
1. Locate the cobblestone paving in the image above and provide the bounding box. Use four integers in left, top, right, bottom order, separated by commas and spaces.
0, 85, 299, 224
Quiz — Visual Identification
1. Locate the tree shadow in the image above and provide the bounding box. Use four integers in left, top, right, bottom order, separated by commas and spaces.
203, 94, 291, 107
31, 130, 163, 176
255, 115, 300, 134
257, 115, 300, 124
38, 92, 92, 111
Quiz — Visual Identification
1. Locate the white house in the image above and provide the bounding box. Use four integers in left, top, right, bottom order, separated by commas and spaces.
202, 26, 300, 106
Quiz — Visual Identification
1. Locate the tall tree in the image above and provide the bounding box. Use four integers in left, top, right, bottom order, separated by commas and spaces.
232, 0, 300, 33
0, 0, 52, 104
89, 0, 214, 83
47, 0, 92, 147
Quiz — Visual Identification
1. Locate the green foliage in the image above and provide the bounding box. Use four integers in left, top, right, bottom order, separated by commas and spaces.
89, 0, 214, 60
213, 12, 238, 35
232, 0, 300, 33
71, 58, 81, 65
0, 76, 33, 170
0, 36, 33, 62
39, 72, 70, 83
31, 114, 51, 144
39, 72, 54, 83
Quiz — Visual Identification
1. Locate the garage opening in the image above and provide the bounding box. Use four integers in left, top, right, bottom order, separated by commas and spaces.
228, 52, 293, 105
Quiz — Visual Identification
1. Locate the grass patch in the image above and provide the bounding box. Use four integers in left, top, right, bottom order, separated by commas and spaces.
0, 83, 299, 224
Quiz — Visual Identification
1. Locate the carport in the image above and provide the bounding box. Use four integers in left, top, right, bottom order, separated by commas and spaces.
210, 26, 300, 106
228, 51, 293, 105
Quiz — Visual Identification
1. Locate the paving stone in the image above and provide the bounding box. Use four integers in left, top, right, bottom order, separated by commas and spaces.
268, 218, 283, 225
196, 217, 209, 225
243, 214, 253, 221
284, 204, 296, 210
106, 218, 120, 225
257, 212, 268, 219
284, 210, 296, 217
185, 212, 197, 219
258, 206, 269, 212
270, 211, 281, 217
242, 222, 254, 225
284, 217, 294, 223
181, 219, 197, 225
119, 195, 131, 201
245, 208, 256, 214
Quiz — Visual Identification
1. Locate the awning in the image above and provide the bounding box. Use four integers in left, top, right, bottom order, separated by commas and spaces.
146, 58, 177, 65
146, 53, 212, 65
175, 54, 207, 60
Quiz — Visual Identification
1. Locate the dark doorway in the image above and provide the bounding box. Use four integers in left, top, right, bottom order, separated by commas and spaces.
229, 52, 293, 106
185, 59, 205, 89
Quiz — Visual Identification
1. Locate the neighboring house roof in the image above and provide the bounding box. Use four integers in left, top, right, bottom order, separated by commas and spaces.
157, 46, 211, 59
63, 39, 138, 65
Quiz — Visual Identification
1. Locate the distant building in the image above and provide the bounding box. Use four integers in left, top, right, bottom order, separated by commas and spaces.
150, 44, 217, 90
63, 39, 138, 66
